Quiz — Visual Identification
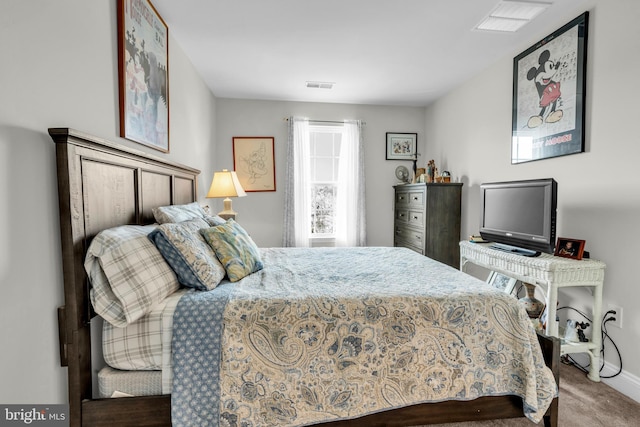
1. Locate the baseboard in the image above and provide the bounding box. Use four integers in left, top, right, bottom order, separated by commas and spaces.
600, 363, 640, 403
569, 353, 640, 403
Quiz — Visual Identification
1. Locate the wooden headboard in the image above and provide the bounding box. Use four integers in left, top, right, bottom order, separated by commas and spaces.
50, 128, 199, 426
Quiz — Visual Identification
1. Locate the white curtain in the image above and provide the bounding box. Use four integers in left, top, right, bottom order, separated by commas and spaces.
335, 120, 366, 246
283, 117, 311, 247
283, 117, 366, 247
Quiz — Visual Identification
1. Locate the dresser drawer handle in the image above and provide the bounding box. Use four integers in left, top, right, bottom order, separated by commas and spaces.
412, 216, 418, 220
412, 196, 419, 201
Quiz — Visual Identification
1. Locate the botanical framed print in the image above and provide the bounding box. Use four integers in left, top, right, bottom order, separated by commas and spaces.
386, 132, 417, 160
512, 12, 588, 164
118, 0, 169, 152
233, 137, 276, 192
487, 271, 517, 295
554, 237, 586, 260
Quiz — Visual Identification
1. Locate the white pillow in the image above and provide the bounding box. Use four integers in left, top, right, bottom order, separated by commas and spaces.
152, 202, 206, 224
85, 224, 180, 327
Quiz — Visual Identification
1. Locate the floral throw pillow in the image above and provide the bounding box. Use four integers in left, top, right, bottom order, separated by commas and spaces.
200, 219, 263, 282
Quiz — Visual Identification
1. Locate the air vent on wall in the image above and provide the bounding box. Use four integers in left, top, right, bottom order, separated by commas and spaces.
306, 81, 335, 89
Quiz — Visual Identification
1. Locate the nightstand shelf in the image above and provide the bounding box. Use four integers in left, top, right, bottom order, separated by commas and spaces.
459, 240, 606, 381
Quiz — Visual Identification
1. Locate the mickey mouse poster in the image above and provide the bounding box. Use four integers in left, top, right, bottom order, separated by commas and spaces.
525, 49, 564, 129
512, 13, 588, 163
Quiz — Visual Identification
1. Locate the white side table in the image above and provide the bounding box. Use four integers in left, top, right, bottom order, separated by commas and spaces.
459, 240, 606, 381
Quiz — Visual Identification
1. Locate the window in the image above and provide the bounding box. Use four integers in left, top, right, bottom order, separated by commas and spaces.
284, 117, 365, 248
309, 124, 342, 238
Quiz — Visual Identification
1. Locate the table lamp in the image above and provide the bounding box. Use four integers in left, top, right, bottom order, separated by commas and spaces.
206, 169, 247, 220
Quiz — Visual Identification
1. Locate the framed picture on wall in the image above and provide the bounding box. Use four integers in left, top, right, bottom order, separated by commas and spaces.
233, 137, 276, 192
511, 12, 588, 164
117, 0, 170, 152
386, 132, 417, 160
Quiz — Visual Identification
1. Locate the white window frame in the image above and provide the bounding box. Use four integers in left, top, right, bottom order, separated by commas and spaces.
308, 123, 343, 243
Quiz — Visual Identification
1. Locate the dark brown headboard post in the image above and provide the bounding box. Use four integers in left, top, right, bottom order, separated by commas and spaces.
50, 128, 199, 427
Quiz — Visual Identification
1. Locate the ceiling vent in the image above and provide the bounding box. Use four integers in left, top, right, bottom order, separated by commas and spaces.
475, 1, 551, 32
306, 81, 335, 89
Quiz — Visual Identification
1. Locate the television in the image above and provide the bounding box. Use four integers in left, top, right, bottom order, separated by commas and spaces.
479, 178, 557, 256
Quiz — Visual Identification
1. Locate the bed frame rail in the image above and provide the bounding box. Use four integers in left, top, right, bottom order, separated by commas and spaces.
74, 334, 559, 427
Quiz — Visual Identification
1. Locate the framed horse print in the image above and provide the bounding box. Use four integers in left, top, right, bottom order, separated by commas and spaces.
118, 0, 170, 152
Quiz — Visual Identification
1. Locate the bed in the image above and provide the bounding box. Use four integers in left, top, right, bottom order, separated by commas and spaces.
51, 128, 559, 427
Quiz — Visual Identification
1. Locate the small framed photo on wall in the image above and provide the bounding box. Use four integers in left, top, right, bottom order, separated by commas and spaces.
386, 132, 417, 160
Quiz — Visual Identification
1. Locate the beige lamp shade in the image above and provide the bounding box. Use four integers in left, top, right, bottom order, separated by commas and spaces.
206, 169, 246, 219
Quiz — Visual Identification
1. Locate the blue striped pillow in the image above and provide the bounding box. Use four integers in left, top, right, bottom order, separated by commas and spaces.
149, 218, 225, 290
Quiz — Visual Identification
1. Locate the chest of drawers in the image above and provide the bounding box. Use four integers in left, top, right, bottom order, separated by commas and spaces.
393, 183, 462, 268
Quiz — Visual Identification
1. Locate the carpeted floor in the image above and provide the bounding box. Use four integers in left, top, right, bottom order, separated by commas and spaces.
418, 363, 640, 427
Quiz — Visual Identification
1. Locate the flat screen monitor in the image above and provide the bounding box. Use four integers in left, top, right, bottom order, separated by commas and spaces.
479, 178, 557, 255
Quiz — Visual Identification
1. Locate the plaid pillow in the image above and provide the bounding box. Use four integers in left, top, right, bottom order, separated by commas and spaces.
85, 225, 180, 327
102, 288, 186, 370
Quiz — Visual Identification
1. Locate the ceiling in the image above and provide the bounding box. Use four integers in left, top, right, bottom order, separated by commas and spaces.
151, 0, 591, 107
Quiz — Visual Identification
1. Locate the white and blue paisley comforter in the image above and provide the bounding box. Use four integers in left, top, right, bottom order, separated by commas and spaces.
171, 247, 557, 426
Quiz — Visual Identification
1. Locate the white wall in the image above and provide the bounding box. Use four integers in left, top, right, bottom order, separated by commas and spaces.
214, 99, 426, 247
424, 0, 640, 387
0, 0, 217, 404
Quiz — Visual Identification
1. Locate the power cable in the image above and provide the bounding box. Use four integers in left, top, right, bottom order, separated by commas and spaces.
556, 307, 622, 379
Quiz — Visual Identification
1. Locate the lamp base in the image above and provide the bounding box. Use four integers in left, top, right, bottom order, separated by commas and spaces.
217, 212, 236, 221
217, 197, 237, 221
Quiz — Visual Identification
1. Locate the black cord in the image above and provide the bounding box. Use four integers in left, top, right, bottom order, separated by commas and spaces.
600, 317, 623, 378
515, 283, 524, 298
556, 307, 622, 379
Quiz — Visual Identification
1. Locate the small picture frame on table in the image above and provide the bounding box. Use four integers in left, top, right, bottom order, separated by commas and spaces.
487, 271, 517, 295
554, 237, 586, 260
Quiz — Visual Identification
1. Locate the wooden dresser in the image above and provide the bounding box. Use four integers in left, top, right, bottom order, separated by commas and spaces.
393, 183, 462, 268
